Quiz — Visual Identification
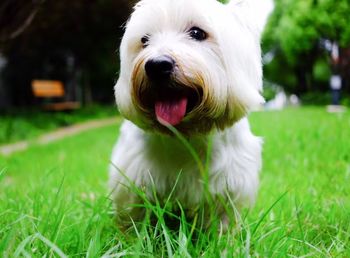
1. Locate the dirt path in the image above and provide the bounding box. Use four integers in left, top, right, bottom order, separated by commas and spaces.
0, 117, 120, 156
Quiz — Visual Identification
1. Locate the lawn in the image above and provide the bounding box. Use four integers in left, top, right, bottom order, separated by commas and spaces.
0, 107, 349, 257
0, 105, 117, 145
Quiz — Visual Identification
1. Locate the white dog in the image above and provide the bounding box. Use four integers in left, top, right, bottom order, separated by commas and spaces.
110, 0, 264, 230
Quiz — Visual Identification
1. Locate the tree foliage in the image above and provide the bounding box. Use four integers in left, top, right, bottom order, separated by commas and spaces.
263, 0, 350, 95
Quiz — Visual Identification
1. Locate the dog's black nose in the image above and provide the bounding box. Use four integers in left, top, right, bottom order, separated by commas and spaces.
145, 56, 175, 81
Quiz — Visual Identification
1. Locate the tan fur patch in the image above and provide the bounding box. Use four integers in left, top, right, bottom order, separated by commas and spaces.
130, 55, 248, 135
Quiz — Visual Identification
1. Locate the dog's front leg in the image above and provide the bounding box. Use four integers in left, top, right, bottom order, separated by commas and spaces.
112, 184, 146, 231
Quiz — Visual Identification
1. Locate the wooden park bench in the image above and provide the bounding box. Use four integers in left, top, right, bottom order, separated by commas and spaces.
31, 80, 81, 111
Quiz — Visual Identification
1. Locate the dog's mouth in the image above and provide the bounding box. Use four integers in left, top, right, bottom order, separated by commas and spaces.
155, 87, 201, 126
140, 85, 202, 126
155, 93, 187, 126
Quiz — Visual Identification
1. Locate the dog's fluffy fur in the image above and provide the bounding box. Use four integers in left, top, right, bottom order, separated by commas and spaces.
110, 0, 264, 229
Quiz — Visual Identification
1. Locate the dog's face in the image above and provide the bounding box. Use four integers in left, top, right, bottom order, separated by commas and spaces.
115, 0, 264, 135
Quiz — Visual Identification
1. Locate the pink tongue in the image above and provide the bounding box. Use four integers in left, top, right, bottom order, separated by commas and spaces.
155, 97, 188, 126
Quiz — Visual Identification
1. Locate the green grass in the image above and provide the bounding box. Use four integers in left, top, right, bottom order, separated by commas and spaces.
0, 107, 349, 257
0, 105, 118, 145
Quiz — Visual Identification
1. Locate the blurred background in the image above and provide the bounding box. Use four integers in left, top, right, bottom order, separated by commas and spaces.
0, 0, 137, 144
0, 0, 136, 108
262, 0, 350, 107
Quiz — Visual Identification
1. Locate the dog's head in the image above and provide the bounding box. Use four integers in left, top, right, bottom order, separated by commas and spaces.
115, 0, 264, 135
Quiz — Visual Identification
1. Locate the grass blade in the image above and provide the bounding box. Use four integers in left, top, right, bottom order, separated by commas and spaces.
14, 233, 38, 258
0, 168, 6, 182
252, 191, 288, 236
37, 233, 68, 258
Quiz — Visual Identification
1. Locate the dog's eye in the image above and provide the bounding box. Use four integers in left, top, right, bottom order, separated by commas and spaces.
188, 27, 207, 41
141, 35, 150, 47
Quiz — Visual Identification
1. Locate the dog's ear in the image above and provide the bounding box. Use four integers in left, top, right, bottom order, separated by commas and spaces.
227, 0, 271, 39
213, 0, 265, 114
